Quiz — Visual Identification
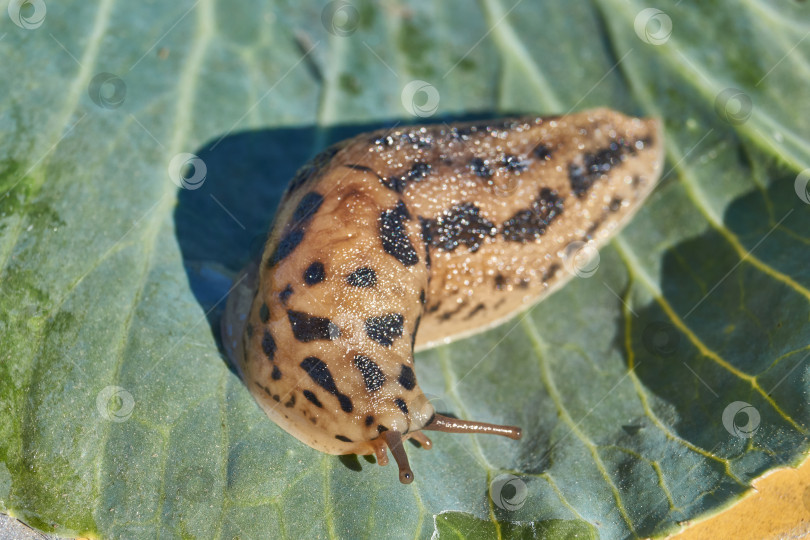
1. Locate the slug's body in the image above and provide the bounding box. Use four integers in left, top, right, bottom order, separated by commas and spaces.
222, 108, 664, 483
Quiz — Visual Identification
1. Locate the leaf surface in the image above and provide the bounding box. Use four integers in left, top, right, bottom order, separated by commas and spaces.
1, 0, 809, 538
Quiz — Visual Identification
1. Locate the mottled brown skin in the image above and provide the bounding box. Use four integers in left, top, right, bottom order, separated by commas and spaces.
221, 108, 664, 483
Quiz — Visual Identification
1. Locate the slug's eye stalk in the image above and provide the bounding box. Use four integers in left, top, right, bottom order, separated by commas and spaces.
383, 430, 413, 484
422, 414, 523, 440
374, 415, 523, 484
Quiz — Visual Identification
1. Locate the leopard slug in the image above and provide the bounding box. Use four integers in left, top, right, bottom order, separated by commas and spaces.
221, 108, 664, 483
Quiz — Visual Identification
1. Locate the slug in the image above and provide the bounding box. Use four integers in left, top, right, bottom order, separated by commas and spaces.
221, 108, 664, 483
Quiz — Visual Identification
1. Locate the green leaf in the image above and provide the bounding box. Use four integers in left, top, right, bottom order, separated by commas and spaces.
1, 0, 809, 538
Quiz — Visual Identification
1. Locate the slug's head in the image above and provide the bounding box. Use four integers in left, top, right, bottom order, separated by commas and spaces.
275, 374, 523, 485
221, 264, 522, 484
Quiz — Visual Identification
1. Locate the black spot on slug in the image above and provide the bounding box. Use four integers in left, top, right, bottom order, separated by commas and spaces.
398, 365, 416, 391
269, 229, 304, 266
609, 197, 623, 212
365, 415, 374, 426
419, 289, 426, 305
418, 217, 433, 269
346, 267, 377, 288
465, 303, 486, 319
337, 394, 354, 413
501, 154, 528, 173
421, 203, 497, 253
365, 313, 405, 347
383, 175, 407, 193
377, 424, 389, 434
353, 355, 386, 392
335, 435, 353, 443
586, 216, 605, 237
344, 163, 377, 175
292, 191, 324, 225
279, 284, 293, 305
303, 390, 323, 408
569, 139, 636, 198
494, 274, 507, 290
394, 398, 409, 415
502, 188, 564, 243
271, 365, 282, 380
439, 301, 467, 321
303, 261, 325, 285
533, 144, 552, 160
268, 192, 324, 266
410, 161, 431, 177
259, 303, 270, 323
382, 161, 432, 192
469, 157, 492, 178
285, 394, 295, 408
261, 330, 276, 361
300, 356, 353, 413
300, 356, 338, 393
379, 200, 419, 266
411, 314, 421, 349
567, 165, 593, 197
287, 310, 340, 342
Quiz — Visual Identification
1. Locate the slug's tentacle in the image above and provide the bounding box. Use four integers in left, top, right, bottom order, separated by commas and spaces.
373, 442, 389, 466
423, 414, 523, 440
408, 431, 433, 449
383, 430, 414, 484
